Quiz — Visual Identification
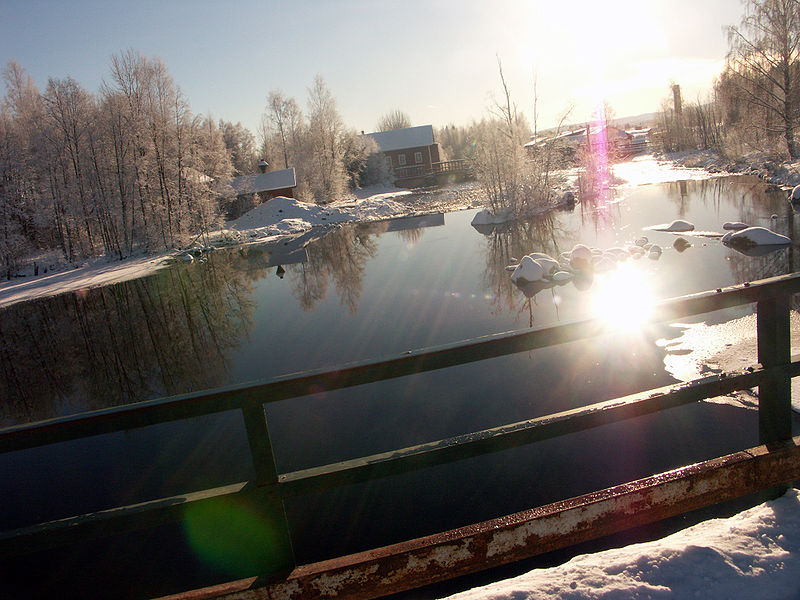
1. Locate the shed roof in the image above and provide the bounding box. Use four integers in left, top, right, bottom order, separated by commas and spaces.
216, 167, 297, 197
365, 125, 435, 152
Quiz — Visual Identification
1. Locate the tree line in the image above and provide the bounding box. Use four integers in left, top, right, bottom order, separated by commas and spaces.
0, 51, 233, 275
0, 53, 382, 277
660, 0, 800, 160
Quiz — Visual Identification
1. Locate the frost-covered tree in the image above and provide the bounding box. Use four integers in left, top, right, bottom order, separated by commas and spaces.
376, 109, 411, 132
0, 53, 230, 272
264, 90, 303, 170
0, 61, 46, 273
220, 120, 257, 175
305, 75, 348, 202
724, 0, 800, 158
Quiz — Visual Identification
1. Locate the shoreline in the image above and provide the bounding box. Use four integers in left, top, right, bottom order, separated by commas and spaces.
0, 154, 743, 310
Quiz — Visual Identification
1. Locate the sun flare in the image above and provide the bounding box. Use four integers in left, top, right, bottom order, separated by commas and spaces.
591, 263, 654, 331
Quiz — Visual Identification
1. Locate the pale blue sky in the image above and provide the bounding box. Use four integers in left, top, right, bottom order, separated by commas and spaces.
1, 0, 745, 134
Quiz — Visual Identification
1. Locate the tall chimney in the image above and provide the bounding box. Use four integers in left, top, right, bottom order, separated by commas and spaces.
258, 159, 268, 174
672, 84, 682, 116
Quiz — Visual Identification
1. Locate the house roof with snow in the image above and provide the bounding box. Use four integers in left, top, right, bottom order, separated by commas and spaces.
525, 125, 631, 148
364, 125, 435, 152
216, 167, 297, 198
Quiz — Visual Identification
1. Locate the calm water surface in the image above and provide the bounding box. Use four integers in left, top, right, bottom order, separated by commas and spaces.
3, 176, 799, 596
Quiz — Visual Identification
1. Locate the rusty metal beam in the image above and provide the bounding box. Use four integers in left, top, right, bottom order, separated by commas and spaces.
159, 438, 800, 600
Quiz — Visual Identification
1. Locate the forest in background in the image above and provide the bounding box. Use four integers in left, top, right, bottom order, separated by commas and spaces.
2, 0, 798, 277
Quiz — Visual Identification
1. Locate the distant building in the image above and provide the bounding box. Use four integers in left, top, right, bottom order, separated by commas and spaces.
364, 125, 442, 185
216, 165, 297, 220
525, 125, 650, 157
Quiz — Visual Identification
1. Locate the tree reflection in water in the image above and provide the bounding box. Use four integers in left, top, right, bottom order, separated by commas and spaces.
477, 209, 580, 326
287, 225, 378, 314
0, 252, 256, 425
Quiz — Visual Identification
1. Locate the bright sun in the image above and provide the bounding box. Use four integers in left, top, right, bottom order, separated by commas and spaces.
591, 263, 654, 331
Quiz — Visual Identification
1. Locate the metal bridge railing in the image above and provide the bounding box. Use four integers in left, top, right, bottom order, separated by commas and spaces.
3, 272, 800, 598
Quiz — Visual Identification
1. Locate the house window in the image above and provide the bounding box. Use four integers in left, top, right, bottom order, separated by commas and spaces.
415, 152, 423, 164
398, 154, 406, 166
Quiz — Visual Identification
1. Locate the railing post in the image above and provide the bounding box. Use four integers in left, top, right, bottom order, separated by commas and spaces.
241, 402, 296, 575
757, 295, 792, 445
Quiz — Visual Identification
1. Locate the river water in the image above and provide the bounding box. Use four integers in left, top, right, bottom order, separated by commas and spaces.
2, 174, 799, 597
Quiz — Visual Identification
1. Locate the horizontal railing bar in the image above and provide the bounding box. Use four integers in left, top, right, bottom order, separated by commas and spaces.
278, 363, 796, 497
7, 361, 795, 556
0, 482, 255, 558
164, 437, 800, 600
6, 359, 795, 556
3, 273, 800, 455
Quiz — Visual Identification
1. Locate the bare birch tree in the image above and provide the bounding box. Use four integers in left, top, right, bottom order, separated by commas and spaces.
726, 0, 800, 158
305, 75, 348, 202
376, 109, 411, 132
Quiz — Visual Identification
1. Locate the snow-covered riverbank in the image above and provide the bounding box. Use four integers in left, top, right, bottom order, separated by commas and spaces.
668, 148, 800, 189
443, 489, 800, 600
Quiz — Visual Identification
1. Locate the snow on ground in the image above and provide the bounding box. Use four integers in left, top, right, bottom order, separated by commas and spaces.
0, 194, 412, 309
658, 311, 800, 412
224, 195, 409, 240
0, 153, 787, 310
0, 254, 171, 309
442, 489, 800, 600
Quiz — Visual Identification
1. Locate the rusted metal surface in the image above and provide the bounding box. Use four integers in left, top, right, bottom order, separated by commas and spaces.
160, 438, 800, 600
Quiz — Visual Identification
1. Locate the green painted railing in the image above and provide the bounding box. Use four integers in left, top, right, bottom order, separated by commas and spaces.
2, 272, 799, 592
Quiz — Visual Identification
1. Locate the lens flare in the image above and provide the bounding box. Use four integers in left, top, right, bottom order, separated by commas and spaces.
591, 263, 653, 331
183, 496, 293, 577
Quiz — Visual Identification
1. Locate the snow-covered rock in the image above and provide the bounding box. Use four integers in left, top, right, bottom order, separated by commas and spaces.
791, 184, 800, 201
722, 226, 791, 247
569, 244, 593, 269
723, 221, 749, 231
527, 253, 559, 275
648, 219, 695, 232
551, 271, 573, 284
510, 256, 545, 283
592, 255, 617, 272
470, 208, 513, 226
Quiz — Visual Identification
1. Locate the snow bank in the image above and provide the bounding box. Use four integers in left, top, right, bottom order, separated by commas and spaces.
444, 489, 800, 600
668, 149, 800, 189
0, 254, 171, 309
225, 196, 409, 240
